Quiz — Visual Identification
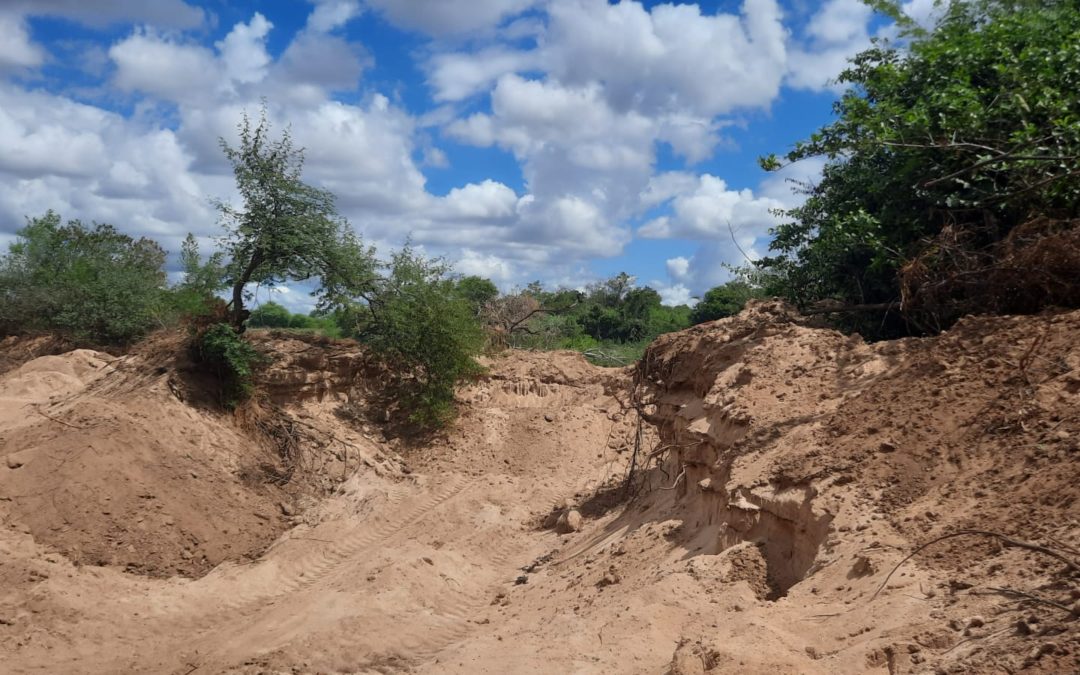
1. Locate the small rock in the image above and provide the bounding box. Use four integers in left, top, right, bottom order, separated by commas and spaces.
878, 441, 897, 453
421, 556, 434, 565
596, 565, 620, 588
1015, 619, 1032, 636
514, 575, 529, 585
555, 510, 583, 534
279, 501, 295, 517
966, 616, 985, 629
5, 454, 24, 470
544, 413, 555, 423
697, 478, 714, 492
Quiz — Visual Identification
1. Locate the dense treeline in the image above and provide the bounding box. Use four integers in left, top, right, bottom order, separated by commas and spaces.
758, 0, 1080, 337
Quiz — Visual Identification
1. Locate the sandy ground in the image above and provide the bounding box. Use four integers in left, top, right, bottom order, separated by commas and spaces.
0, 306, 1077, 674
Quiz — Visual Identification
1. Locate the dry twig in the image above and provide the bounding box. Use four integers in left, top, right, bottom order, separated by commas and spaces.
872, 529, 1080, 601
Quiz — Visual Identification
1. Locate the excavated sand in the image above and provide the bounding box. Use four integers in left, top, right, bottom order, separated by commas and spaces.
0, 306, 1077, 674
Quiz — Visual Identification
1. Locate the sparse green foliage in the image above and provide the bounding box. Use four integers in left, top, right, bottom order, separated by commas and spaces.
0, 211, 168, 344
194, 323, 263, 409
216, 106, 377, 330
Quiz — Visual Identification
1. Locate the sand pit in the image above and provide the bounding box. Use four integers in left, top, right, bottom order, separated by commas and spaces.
1, 308, 1077, 673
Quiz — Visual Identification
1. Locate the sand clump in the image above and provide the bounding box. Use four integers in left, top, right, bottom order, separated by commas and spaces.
0, 307, 1077, 674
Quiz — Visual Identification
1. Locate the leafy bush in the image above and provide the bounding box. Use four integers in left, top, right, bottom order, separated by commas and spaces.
357, 248, 486, 428
194, 323, 263, 408
456, 276, 499, 316
247, 302, 293, 328
0, 211, 168, 344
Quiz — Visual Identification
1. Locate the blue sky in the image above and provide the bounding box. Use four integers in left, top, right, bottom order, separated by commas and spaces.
0, 0, 933, 310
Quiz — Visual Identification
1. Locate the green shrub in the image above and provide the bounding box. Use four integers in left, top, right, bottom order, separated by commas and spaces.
246, 301, 342, 337
0, 211, 168, 344
194, 323, 263, 408
358, 248, 485, 428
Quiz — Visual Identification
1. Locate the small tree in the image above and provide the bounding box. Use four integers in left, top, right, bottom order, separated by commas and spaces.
169, 233, 227, 318
216, 107, 375, 330
247, 301, 292, 328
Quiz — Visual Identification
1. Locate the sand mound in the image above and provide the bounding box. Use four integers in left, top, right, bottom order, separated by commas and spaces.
0, 310, 1076, 674
0, 332, 390, 579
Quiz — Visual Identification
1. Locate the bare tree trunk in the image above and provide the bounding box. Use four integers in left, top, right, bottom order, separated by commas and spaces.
231, 250, 263, 332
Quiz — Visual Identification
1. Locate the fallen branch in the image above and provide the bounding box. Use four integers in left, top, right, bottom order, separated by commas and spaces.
803, 302, 898, 316
942, 626, 1012, 655
872, 529, 1079, 601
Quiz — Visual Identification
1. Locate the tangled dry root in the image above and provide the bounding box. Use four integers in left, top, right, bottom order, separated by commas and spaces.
900, 216, 1080, 331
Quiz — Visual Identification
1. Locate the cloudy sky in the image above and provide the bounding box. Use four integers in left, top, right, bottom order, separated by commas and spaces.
0, 0, 935, 309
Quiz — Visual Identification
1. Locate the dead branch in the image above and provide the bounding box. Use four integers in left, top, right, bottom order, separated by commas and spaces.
622, 413, 643, 498
504, 302, 579, 334
942, 626, 1012, 655
582, 349, 628, 365
872, 529, 1080, 601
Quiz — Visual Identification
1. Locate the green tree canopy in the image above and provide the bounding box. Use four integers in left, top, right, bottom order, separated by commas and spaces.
456, 276, 499, 316
758, 0, 1080, 334
247, 301, 292, 328
690, 280, 763, 324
